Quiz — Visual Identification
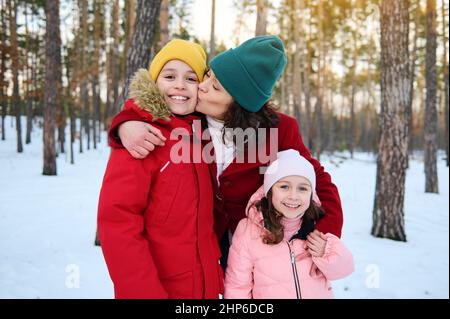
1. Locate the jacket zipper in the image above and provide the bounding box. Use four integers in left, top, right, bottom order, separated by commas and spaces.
287, 241, 302, 299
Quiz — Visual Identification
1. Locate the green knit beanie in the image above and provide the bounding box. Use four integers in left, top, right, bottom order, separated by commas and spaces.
209, 35, 287, 112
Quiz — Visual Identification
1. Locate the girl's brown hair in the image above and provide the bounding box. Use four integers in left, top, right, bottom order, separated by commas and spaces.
252, 189, 325, 245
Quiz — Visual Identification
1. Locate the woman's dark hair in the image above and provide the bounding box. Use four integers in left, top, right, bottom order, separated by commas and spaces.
252, 189, 325, 245
221, 100, 280, 146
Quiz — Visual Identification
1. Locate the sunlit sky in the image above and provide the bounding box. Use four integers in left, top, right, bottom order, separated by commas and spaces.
190, 0, 256, 48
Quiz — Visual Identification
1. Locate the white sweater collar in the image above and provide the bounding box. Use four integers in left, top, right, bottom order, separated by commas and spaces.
206, 115, 225, 131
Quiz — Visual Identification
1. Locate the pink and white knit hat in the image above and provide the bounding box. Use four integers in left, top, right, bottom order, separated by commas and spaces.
263, 149, 316, 196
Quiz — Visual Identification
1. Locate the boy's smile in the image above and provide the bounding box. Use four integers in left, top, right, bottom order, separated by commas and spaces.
156, 60, 199, 116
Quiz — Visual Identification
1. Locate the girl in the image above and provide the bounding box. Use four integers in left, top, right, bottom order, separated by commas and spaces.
109, 35, 343, 271
224, 149, 354, 299
97, 39, 223, 299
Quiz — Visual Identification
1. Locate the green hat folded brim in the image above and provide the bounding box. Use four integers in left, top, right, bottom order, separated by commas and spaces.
210, 49, 271, 113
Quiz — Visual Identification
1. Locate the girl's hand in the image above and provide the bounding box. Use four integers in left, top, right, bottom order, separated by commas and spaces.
306, 230, 327, 257
118, 121, 166, 159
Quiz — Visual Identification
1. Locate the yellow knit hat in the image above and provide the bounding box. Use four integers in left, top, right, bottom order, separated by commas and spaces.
149, 39, 207, 82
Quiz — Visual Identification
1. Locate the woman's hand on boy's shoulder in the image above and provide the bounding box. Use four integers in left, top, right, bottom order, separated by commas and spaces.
119, 120, 167, 159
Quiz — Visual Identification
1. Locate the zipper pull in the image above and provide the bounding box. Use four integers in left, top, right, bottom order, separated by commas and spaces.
288, 242, 295, 264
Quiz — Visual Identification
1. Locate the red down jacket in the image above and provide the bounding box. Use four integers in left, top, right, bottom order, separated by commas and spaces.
98, 74, 223, 299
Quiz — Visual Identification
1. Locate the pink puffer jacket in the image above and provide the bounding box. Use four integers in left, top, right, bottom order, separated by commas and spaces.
224, 187, 354, 299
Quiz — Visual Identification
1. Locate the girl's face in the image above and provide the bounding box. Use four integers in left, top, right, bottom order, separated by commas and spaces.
271, 175, 312, 219
156, 60, 199, 116
196, 69, 233, 121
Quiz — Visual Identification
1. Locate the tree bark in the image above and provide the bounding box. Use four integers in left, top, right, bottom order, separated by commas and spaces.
372, 0, 411, 241
303, 39, 313, 150
442, 0, 449, 167
78, 0, 88, 154
314, 0, 324, 160
56, 3, 65, 155
43, 0, 62, 176
116, 0, 162, 110
65, 54, 75, 165
104, 0, 120, 129
349, 5, 358, 158
406, 0, 420, 164
424, 0, 439, 193
1, 0, 7, 141
158, 0, 169, 50
291, 0, 303, 125
255, 0, 268, 36
209, 0, 216, 60
8, 0, 23, 153
122, 0, 135, 80
25, 2, 33, 145
92, 0, 103, 147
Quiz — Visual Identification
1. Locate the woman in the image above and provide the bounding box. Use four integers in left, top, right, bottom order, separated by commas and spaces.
109, 35, 343, 270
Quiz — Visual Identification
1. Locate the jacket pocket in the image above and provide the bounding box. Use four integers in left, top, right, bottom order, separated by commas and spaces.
148, 167, 182, 225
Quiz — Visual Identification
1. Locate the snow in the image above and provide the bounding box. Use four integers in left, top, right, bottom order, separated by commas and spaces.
0, 116, 448, 299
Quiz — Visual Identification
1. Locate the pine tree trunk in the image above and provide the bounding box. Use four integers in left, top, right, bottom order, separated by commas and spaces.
442, 0, 449, 167
209, 0, 216, 60
104, 0, 120, 130
255, 0, 268, 36
43, 0, 62, 176
349, 20, 358, 159
159, 0, 169, 49
92, 80, 97, 149
112, 0, 120, 117
66, 59, 75, 165
92, 0, 102, 148
57, 98, 65, 154
424, 0, 439, 193
95, 229, 101, 246
122, 0, 135, 82
407, 1, 420, 164
8, 0, 23, 153
314, 0, 324, 160
445, 70, 449, 166
84, 89, 91, 151
372, 0, 411, 241
26, 98, 32, 144
314, 98, 323, 161
70, 100, 75, 165
291, 0, 303, 125
78, 0, 88, 154
116, 0, 162, 110
1, 0, 7, 141
25, 2, 32, 145
105, 42, 111, 132
303, 42, 313, 150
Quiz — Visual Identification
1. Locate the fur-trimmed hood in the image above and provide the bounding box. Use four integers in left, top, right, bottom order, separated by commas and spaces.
128, 68, 171, 121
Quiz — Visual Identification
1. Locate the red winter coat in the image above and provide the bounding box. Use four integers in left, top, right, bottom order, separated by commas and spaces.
109, 101, 343, 242
98, 73, 223, 299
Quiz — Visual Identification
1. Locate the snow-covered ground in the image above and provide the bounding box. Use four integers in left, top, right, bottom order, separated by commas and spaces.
0, 116, 448, 299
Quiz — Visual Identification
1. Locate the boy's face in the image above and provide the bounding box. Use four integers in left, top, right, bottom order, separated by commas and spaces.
271, 175, 312, 219
156, 60, 199, 116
